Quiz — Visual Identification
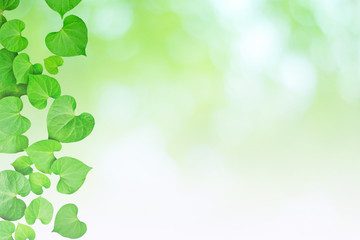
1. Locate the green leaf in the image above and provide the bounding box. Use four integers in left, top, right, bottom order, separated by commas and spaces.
44, 56, 63, 75
0, 97, 30, 135
13, 53, 43, 85
47, 95, 95, 143
29, 173, 51, 195
25, 140, 62, 174
27, 74, 61, 110
0, 20, 28, 52
0, 170, 31, 221
45, 0, 81, 18
11, 156, 33, 175
51, 157, 91, 194
14, 224, 35, 240
0, 221, 15, 240
0, 49, 25, 100
53, 204, 87, 239
0, 0, 19, 11
45, 15, 88, 57
0, 132, 28, 153
0, 14, 6, 28
25, 197, 53, 225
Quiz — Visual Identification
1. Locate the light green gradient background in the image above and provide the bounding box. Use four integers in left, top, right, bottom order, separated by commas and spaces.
1, 0, 360, 239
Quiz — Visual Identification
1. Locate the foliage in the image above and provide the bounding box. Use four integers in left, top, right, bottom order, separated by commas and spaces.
0, 0, 94, 239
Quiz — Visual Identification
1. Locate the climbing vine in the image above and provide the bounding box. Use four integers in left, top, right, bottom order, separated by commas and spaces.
0, 0, 94, 239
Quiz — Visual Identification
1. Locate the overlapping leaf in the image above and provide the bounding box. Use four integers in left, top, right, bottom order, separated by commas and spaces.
0, 170, 31, 221
53, 204, 87, 239
47, 95, 95, 143
0, 20, 28, 52
29, 173, 51, 195
51, 157, 91, 194
45, 0, 81, 18
11, 156, 33, 175
44, 56, 63, 75
0, 0, 19, 11
25, 140, 62, 174
14, 223, 35, 240
27, 74, 61, 109
0, 14, 6, 28
13, 53, 43, 84
0, 132, 28, 153
0, 97, 30, 135
0, 221, 15, 240
45, 15, 88, 57
25, 197, 54, 225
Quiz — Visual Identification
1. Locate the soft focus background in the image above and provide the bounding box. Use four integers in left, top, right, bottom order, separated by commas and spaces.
2, 0, 360, 239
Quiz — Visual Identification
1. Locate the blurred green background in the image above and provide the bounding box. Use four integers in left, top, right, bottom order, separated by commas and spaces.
2, 0, 360, 239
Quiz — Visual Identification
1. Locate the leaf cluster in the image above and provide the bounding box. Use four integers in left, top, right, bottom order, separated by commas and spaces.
0, 0, 94, 239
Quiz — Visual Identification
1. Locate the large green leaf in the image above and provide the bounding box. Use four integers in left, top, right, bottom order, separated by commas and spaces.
0, 132, 28, 153
0, 97, 30, 135
0, 49, 24, 100
25, 140, 62, 174
47, 95, 95, 143
25, 197, 53, 225
0, 170, 31, 221
45, 15, 87, 57
27, 74, 61, 109
44, 56, 63, 75
29, 173, 51, 195
53, 204, 87, 239
0, 0, 19, 11
13, 53, 43, 84
51, 157, 91, 194
0, 221, 15, 240
45, 0, 81, 18
14, 224, 35, 240
11, 156, 33, 175
0, 20, 27, 52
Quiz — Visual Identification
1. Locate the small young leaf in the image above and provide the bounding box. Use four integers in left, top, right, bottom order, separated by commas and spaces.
45, 15, 88, 57
27, 74, 61, 109
0, 221, 15, 240
47, 95, 95, 143
0, 131, 28, 153
0, 170, 31, 221
0, 20, 28, 52
44, 56, 63, 75
14, 223, 35, 240
0, 14, 6, 28
29, 172, 51, 195
51, 157, 91, 194
11, 156, 33, 175
53, 204, 87, 239
25, 197, 54, 225
13, 53, 43, 84
45, 0, 81, 18
25, 140, 62, 174
0, 0, 19, 11
0, 97, 31, 135
0, 48, 24, 100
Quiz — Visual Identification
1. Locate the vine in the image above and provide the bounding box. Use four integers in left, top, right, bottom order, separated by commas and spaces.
0, 0, 94, 239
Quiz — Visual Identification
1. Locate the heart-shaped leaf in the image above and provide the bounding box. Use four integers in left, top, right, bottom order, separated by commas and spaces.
0, 97, 30, 135
0, 20, 28, 52
44, 56, 63, 75
47, 95, 95, 143
53, 204, 87, 239
14, 223, 35, 240
0, 49, 25, 100
0, 170, 31, 221
29, 173, 51, 195
13, 53, 43, 84
25, 197, 54, 225
0, 0, 19, 11
51, 157, 91, 194
0, 221, 15, 240
25, 140, 62, 174
0, 131, 28, 153
45, 15, 88, 57
27, 74, 61, 109
11, 156, 33, 175
45, 0, 81, 18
